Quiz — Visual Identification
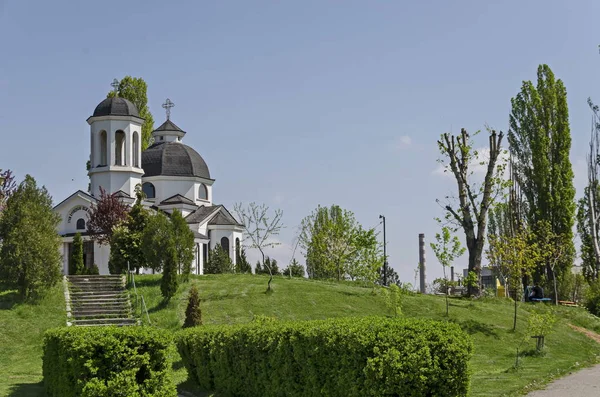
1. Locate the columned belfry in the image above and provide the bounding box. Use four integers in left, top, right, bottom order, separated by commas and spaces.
86, 80, 145, 198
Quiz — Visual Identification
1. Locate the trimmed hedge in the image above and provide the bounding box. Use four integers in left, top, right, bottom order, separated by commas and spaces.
43, 326, 177, 397
176, 316, 473, 397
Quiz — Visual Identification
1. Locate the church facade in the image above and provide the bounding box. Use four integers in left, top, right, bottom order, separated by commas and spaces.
54, 94, 243, 275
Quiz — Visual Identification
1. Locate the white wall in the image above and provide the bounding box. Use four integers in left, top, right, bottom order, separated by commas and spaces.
142, 176, 213, 205
89, 117, 144, 198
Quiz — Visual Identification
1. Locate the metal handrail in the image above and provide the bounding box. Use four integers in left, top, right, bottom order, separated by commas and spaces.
127, 262, 151, 326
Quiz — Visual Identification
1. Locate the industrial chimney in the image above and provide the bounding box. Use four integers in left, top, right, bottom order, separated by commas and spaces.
419, 233, 426, 293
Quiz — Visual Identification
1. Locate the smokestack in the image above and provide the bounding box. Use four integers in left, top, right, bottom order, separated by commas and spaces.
419, 233, 426, 293
451, 266, 454, 282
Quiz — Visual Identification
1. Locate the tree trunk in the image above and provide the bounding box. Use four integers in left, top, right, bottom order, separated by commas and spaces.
552, 265, 558, 305
261, 250, 272, 292
513, 291, 518, 331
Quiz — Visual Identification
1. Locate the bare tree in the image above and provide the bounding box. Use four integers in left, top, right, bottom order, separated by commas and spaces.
234, 202, 284, 292
437, 128, 505, 295
585, 98, 600, 280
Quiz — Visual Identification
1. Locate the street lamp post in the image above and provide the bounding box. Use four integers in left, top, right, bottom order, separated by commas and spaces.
379, 215, 387, 286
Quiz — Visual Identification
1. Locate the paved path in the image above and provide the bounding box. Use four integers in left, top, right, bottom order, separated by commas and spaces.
527, 364, 600, 396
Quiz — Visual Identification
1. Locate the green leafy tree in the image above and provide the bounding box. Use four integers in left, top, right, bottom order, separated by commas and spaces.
171, 209, 195, 282
183, 284, 202, 328
437, 128, 506, 296
381, 283, 402, 317
161, 249, 178, 301
107, 76, 155, 150
236, 246, 252, 273
487, 228, 539, 331
234, 202, 284, 291
378, 266, 400, 286
109, 186, 149, 274
283, 258, 305, 278
70, 233, 85, 275
430, 227, 465, 316
299, 205, 382, 283
205, 246, 234, 274
0, 175, 62, 300
141, 212, 174, 272
508, 64, 576, 286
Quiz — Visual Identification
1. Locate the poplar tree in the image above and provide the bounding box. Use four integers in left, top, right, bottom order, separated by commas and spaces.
70, 233, 85, 275
508, 64, 575, 285
107, 76, 155, 150
171, 209, 195, 282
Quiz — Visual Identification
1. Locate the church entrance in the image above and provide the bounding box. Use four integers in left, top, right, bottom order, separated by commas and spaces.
67, 240, 95, 274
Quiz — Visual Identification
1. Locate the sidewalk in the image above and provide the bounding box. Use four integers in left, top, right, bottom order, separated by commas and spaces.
526, 364, 600, 396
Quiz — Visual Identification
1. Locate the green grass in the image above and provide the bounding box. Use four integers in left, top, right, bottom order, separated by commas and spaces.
133, 274, 600, 396
0, 283, 66, 397
2, 274, 600, 396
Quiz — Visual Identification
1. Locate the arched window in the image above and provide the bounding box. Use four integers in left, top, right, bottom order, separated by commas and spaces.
142, 182, 155, 199
99, 130, 107, 166
235, 238, 240, 257
133, 132, 140, 167
221, 237, 229, 255
115, 130, 126, 166
76, 218, 86, 230
198, 183, 208, 200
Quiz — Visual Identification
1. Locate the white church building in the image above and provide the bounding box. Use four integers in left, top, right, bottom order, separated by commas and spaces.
53, 93, 243, 275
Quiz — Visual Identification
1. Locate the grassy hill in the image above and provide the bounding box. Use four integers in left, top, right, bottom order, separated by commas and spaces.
0, 283, 65, 397
2, 274, 600, 396
134, 274, 600, 396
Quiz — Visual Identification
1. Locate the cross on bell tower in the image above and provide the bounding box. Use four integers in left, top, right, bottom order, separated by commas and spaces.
162, 98, 175, 120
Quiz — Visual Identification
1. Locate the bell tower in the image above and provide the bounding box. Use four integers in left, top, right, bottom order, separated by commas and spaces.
87, 80, 145, 198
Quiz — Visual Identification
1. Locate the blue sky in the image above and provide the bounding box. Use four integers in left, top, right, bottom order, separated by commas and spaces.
1, 0, 600, 284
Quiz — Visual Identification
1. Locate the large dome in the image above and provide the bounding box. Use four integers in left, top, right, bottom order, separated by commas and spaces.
142, 142, 211, 179
92, 97, 140, 118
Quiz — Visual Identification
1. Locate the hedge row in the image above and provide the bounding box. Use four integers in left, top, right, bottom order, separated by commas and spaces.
176, 316, 473, 397
43, 326, 176, 397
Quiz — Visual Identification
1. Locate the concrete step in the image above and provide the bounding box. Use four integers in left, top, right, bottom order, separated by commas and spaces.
71, 291, 129, 299
71, 318, 137, 326
72, 308, 131, 315
73, 313, 132, 320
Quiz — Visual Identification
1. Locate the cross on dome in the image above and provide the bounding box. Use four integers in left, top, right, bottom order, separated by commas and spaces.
162, 98, 175, 120
111, 79, 120, 96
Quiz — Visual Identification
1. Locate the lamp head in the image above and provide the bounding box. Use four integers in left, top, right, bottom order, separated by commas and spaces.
379, 215, 384, 219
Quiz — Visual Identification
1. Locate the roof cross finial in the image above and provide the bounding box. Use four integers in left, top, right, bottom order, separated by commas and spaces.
162, 98, 175, 120
111, 79, 120, 96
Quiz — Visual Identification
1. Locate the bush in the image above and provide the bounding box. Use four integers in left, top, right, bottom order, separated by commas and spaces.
83, 263, 100, 275
585, 280, 600, 316
176, 316, 473, 397
184, 284, 202, 328
205, 246, 233, 274
43, 326, 176, 397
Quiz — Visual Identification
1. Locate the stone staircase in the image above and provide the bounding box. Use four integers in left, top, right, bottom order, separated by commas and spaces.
65, 275, 138, 327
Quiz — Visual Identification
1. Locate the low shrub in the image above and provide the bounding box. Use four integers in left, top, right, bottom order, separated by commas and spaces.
43, 326, 176, 397
176, 316, 473, 397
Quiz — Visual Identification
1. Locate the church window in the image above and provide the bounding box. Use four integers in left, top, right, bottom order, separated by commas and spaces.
115, 130, 126, 166
160, 136, 164, 141
221, 237, 230, 255
142, 182, 155, 199
99, 130, 107, 166
236, 238, 240, 257
133, 132, 140, 167
76, 218, 86, 230
198, 184, 208, 200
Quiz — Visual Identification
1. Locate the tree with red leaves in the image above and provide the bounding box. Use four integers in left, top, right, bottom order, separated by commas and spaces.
87, 187, 129, 245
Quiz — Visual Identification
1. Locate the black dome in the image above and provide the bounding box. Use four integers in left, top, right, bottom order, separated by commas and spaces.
93, 97, 140, 118
142, 142, 211, 179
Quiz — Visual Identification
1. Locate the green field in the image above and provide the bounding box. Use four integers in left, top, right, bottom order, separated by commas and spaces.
2, 274, 600, 396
